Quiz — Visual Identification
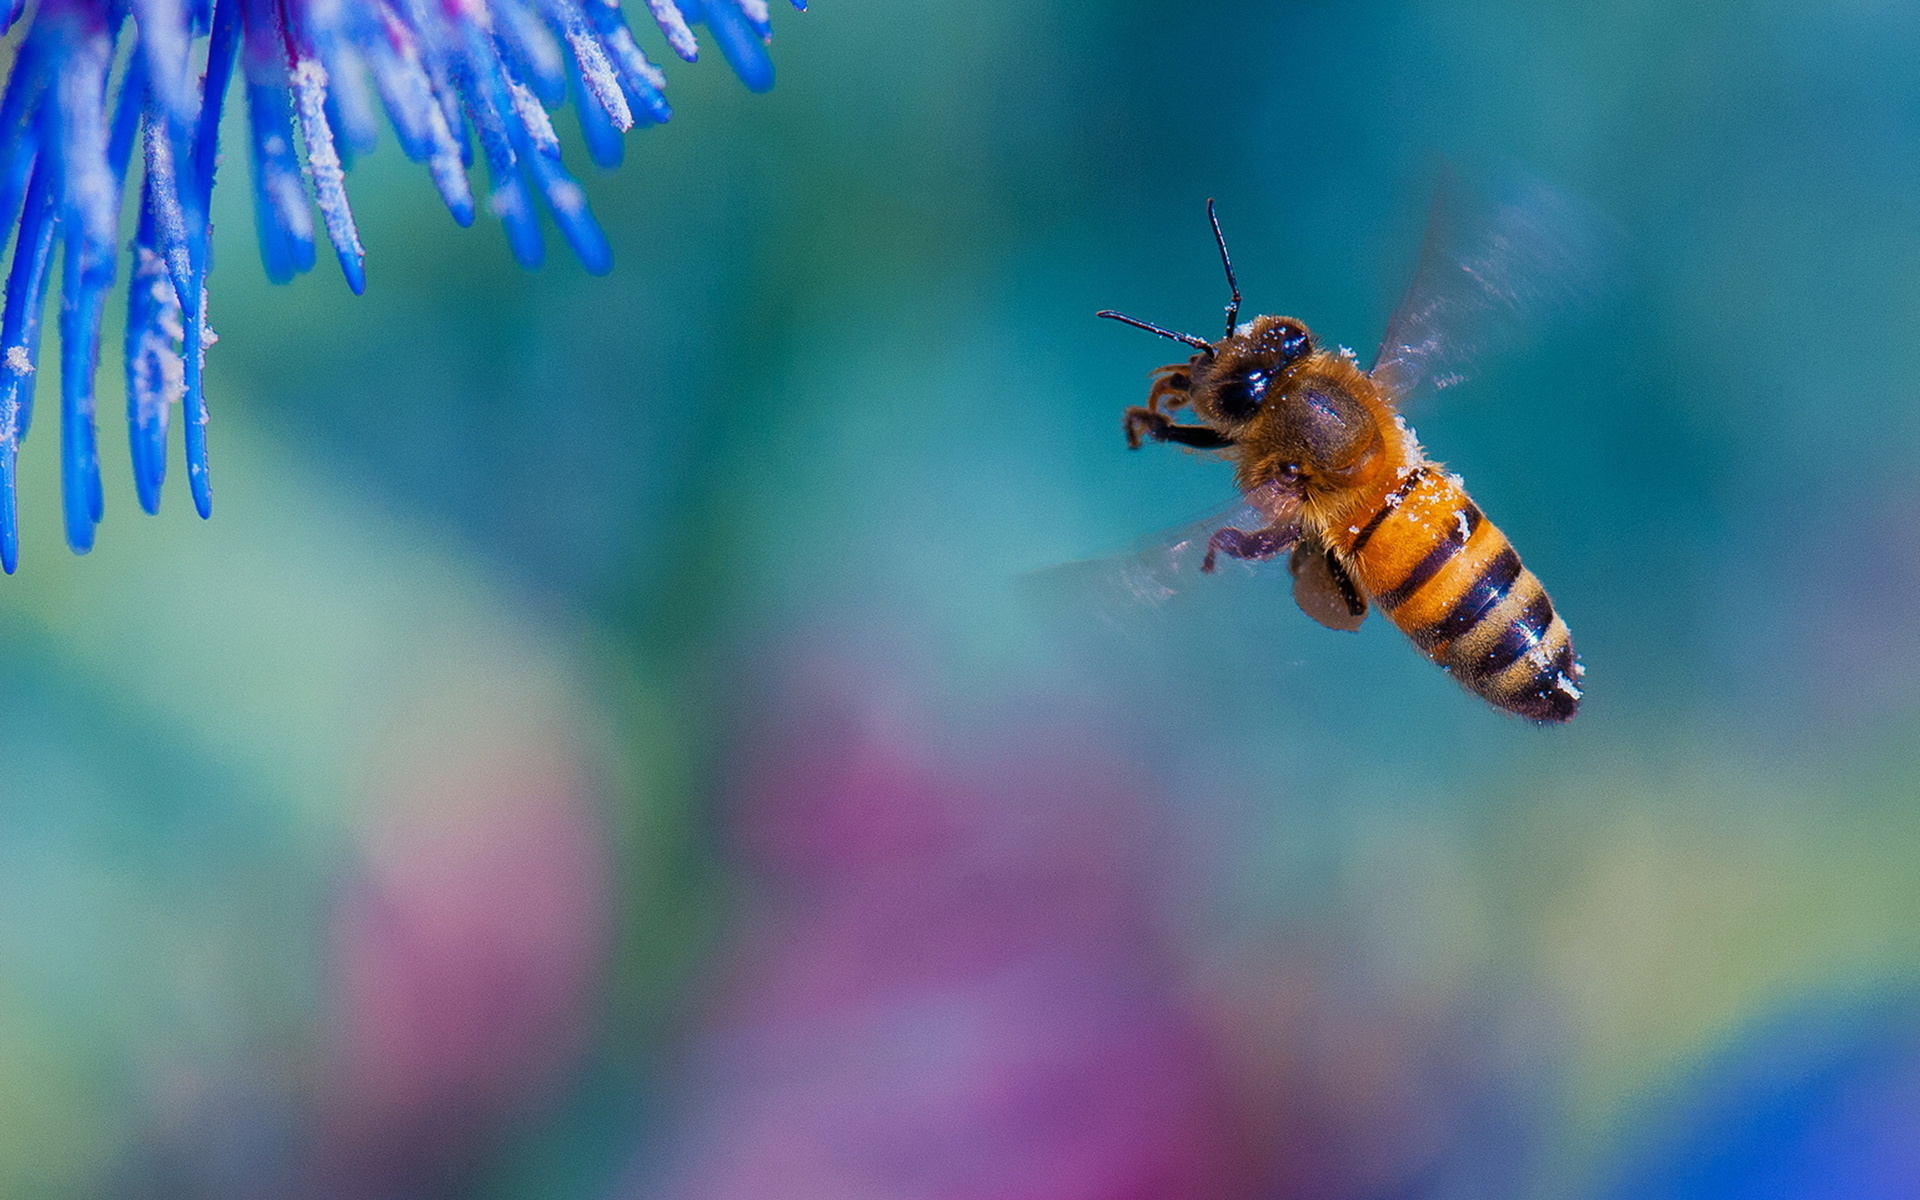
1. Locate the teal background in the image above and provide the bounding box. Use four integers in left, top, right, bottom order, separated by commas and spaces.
5, 0, 1920, 1195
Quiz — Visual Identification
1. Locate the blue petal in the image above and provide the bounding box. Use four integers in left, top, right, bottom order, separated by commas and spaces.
325, 58, 382, 160
241, 0, 317, 282
640, 0, 700, 62
48, 2, 120, 281
737, 0, 772, 41
109, 57, 149, 183
570, 60, 625, 168
364, 26, 476, 225
130, 0, 196, 128
290, 57, 367, 293
498, 37, 611, 272
494, 0, 568, 105
454, 30, 546, 267
181, 289, 212, 520
0, 155, 58, 556
697, 0, 775, 93
0, 443, 16, 572
193, 0, 240, 204
3, 147, 58, 432
365, 38, 437, 161
543, 0, 634, 132
61, 240, 104, 551
54, 33, 148, 550
125, 203, 177, 515
583, 5, 672, 123
0, 39, 47, 246
245, 83, 317, 283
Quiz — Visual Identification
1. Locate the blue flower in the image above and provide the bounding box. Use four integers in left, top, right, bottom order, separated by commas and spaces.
0, 0, 800, 570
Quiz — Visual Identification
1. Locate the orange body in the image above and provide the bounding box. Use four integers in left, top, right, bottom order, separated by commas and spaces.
1281, 356, 1580, 722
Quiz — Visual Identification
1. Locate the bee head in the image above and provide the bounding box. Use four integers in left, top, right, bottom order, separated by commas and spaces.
1187, 315, 1315, 427
1200, 317, 1379, 478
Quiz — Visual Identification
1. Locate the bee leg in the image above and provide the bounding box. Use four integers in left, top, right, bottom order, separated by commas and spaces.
1148, 367, 1194, 412
1202, 523, 1299, 573
1124, 407, 1233, 451
1324, 551, 1367, 617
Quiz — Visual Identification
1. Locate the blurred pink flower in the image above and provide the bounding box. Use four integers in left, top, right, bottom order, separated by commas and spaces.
645, 650, 1260, 1200
314, 709, 611, 1196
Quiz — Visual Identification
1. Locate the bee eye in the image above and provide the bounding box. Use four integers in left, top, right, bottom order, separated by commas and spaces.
1215, 369, 1270, 420
1280, 327, 1312, 361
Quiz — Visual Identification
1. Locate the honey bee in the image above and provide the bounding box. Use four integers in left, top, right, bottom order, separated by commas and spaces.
1096, 191, 1586, 722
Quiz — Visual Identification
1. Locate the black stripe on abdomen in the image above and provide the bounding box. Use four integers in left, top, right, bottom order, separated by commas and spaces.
1486, 640, 1581, 723
1375, 502, 1483, 611
1410, 547, 1522, 651
1348, 468, 1429, 556
1456, 590, 1554, 681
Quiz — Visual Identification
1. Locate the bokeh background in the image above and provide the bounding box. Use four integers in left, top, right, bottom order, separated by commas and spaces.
5, 0, 1920, 1196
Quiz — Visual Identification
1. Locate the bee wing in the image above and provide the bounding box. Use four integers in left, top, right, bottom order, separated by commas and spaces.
1288, 535, 1369, 632
1369, 166, 1615, 406
1023, 482, 1301, 629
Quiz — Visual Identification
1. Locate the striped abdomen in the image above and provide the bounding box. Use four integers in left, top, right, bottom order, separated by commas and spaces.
1339, 467, 1582, 722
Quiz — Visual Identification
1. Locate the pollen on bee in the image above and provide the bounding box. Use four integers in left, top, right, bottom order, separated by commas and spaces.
1454, 510, 1472, 540
1554, 675, 1583, 700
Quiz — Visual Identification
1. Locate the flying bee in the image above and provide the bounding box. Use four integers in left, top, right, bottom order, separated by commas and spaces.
1095, 188, 1590, 722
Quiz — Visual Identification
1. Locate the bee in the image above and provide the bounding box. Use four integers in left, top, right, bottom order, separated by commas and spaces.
1097, 194, 1584, 722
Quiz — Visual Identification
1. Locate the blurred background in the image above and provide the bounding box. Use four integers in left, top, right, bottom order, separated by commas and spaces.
5, 0, 1920, 1196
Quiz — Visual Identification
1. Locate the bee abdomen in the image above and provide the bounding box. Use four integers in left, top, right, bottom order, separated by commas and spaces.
1346, 472, 1582, 722
1425, 562, 1581, 722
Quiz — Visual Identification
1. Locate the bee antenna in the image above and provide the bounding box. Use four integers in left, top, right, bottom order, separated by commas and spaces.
1208, 198, 1242, 339
1095, 310, 1214, 353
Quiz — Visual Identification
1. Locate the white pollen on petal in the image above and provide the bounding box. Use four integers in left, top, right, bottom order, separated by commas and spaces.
508, 77, 561, 155
290, 57, 329, 91
4, 346, 31, 376
546, 180, 585, 216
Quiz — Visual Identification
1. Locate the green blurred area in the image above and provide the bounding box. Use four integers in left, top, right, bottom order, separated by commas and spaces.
4, 0, 1920, 1194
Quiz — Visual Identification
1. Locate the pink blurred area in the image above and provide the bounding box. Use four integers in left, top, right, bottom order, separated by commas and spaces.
653, 647, 1263, 1200
313, 699, 612, 1195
